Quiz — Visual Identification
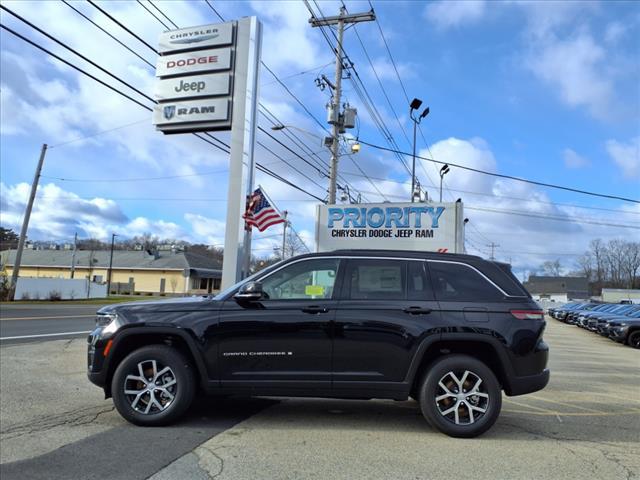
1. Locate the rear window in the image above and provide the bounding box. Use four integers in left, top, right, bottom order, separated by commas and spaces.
429, 261, 504, 302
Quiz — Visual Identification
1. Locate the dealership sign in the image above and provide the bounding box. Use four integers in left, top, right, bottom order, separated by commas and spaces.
316, 202, 465, 253
153, 22, 240, 133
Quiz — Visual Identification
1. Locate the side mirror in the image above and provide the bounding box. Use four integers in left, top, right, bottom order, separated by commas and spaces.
234, 281, 263, 302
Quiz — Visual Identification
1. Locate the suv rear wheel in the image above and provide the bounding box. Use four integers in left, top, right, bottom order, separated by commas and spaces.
418, 355, 501, 438
111, 345, 195, 426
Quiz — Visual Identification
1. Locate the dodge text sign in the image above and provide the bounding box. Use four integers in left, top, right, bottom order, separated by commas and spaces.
316, 202, 464, 253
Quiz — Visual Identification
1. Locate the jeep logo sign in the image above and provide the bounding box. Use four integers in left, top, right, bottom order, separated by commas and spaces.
155, 73, 231, 101
316, 202, 465, 253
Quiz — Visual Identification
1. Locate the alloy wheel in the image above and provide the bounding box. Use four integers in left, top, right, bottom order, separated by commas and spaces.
123, 359, 177, 414
435, 369, 489, 425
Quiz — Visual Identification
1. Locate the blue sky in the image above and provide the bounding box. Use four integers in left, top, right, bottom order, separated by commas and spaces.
1, 0, 639, 276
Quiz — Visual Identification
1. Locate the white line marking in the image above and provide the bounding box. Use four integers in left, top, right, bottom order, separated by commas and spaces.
0, 314, 94, 321
0, 331, 92, 340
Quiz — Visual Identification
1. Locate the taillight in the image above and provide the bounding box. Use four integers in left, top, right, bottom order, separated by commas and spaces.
511, 310, 544, 320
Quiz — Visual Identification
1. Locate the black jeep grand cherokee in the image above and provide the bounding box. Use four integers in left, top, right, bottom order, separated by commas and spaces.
88, 250, 549, 437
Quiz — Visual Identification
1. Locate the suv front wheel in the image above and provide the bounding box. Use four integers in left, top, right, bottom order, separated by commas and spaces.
418, 355, 502, 438
111, 345, 195, 426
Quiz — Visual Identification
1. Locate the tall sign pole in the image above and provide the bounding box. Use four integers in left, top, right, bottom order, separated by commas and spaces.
153, 18, 262, 289
223, 17, 262, 288
9, 143, 47, 301
310, 7, 375, 204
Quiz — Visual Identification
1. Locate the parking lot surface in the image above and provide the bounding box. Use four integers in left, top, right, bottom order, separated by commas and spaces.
1, 310, 638, 479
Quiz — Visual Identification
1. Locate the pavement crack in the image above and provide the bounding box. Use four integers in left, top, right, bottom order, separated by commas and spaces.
1, 405, 114, 440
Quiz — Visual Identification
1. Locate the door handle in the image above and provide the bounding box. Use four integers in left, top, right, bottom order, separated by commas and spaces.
302, 306, 329, 314
403, 306, 432, 315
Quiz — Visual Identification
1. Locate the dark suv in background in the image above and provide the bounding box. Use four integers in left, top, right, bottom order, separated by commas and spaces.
88, 250, 549, 438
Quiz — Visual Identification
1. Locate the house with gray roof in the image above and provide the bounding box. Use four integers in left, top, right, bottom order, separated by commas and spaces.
523, 276, 589, 302
1, 249, 222, 295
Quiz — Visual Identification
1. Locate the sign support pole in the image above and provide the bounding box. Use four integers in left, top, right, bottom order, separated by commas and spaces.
221, 17, 262, 289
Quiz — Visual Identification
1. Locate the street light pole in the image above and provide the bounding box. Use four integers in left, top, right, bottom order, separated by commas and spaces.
409, 99, 429, 202
106, 233, 117, 297
439, 164, 450, 202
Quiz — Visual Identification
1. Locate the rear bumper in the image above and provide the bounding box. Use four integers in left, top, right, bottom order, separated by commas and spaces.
505, 368, 550, 396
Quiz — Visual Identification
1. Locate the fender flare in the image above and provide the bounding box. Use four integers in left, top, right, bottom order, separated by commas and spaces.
403, 332, 516, 390
104, 326, 212, 392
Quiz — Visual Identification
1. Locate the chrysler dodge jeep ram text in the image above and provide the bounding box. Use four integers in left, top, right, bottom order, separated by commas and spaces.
88, 250, 549, 437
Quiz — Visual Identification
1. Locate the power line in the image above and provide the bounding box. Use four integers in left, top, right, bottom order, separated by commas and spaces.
341, 171, 639, 215
356, 140, 640, 204
345, 188, 639, 229
87, 0, 158, 54
61, 0, 155, 68
49, 119, 149, 148
465, 206, 640, 229
136, 0, 170, 30
0, 23, 152, 111
148, 0, 179, 29
2, 14, 329, 205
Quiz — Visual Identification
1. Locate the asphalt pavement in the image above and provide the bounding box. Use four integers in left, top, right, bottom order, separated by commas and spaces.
1, 307, 638, 480
0, 304, 100, 343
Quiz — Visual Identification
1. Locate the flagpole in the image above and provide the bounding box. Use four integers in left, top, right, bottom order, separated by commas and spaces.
281, 211, 288, 260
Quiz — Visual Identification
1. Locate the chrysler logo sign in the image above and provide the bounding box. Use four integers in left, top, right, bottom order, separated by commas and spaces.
158, 22, 234, 54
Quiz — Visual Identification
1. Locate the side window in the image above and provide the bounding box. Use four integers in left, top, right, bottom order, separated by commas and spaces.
428, 262, 504, 302
261, 258, 339, 300
407, 261, 434, 301
347, 259, 406, 300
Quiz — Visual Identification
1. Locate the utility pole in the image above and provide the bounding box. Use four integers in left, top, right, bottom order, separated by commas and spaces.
487, 242, 500, 260
281, 211, 288, 261
70, 232, 78, 279
9, 143, 47, 301
106, 233, 117, 297
309, 7, 375, 204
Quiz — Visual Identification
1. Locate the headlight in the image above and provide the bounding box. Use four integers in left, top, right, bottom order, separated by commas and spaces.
96, 313, 119, 335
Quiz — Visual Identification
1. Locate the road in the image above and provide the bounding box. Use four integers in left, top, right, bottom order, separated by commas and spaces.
1, 306, 638, 479
0, 304, 100, 343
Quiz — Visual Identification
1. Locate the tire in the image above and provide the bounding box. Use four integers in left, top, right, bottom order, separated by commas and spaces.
418, 355, 501, 438
111, 345, 195, 426
628, 330, 640, 349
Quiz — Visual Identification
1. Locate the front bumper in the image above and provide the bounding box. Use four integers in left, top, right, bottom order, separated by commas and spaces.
608, 326, 629, 343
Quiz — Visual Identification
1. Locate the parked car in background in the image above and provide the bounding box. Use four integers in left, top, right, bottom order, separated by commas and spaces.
553, 302, 591, 322
576, 304, 630, 328
599, 309, 640, 336
587, 305, 639, 331
607, 315, 640, 348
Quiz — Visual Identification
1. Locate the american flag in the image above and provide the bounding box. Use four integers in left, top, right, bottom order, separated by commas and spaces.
243, 188, 286, 232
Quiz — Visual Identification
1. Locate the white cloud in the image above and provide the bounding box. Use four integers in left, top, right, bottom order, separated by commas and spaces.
562, 148, 589, 169
606, 137, 640, 179
526, 32, 613, 120
184, 213, 226, 246
424, 0, 486, 29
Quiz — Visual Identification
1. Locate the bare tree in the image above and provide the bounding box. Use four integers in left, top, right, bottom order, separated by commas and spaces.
540, 259, 562, 276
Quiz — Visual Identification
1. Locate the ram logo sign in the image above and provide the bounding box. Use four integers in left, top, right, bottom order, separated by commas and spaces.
316, 202, 464, 253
